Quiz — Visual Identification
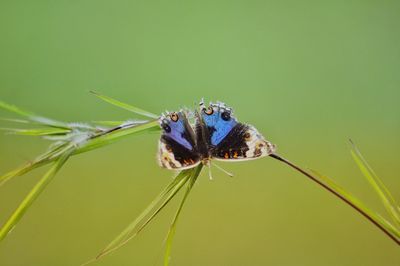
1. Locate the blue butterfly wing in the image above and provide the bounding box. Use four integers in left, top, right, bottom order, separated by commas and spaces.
211, 123, 275, 160
199, 102, 275, 161
200, 109, 237, 146
158, 111, 201, 169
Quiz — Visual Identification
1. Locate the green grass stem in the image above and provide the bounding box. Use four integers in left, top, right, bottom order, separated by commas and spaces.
0, 148, 73, 241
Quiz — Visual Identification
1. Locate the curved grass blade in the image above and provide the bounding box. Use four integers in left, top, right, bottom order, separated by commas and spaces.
0, 143, 72, 187
310, 169, 400, 241
0, 149, 73, 241
75, 120, 160, 154
0, 121, 159, 187
0, 102, 162, 243
164, 164, 202, 266
270, 153, 400, 245
93, 121, 126, 126
0, 101, 35, 118
90, 91, 159, 119
350, 140, 400, 226
82, 167, 200, 265
0, 160, 48, 187
0, 121, 159, 186
0, 101, 69, 129
93, 120, 150, 128
0, 118, 30, 124
0, 127, 71, 136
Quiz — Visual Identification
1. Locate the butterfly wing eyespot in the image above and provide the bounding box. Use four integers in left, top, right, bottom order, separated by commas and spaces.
204, 107, 214, 115
221, 111, 231, 121
170, 112, 179, 122
162, 123, 171, 133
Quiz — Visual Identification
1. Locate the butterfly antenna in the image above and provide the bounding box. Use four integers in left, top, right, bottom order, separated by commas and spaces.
213, 162, 234, 177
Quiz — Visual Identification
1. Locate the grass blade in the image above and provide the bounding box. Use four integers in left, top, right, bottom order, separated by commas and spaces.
0, 143, 72, 187
164, 164, 202, 266
310, 169, 400, 240
0, 101, 35, 118
0, 101, 163, 244
76, 120, 160, 154
93, 121, 130, 126
0, 149, 72, 241
83, 168, 199, 265
0, 101, 69, 129
0, 121, 159, 187
0, 161, 48, 187
0, 127, 71, 136
270, 153, 400, 245
350, 141, 400, 226
0, 118, 30, 124
90, 91, 159, 119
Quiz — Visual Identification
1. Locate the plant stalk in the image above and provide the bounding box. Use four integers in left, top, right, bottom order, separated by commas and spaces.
270, 153, 400, 246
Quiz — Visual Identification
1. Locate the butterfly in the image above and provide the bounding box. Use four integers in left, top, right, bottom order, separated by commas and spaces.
157, 100, 276, 173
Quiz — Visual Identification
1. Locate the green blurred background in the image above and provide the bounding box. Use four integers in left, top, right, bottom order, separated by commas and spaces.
1, 1, 399, 265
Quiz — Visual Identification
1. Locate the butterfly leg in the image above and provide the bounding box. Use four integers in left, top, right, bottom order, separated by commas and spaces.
213, 162, 234, 177
206, 162, 213, 180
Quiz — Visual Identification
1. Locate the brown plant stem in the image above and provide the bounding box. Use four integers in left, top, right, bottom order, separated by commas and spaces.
270, 153, 400, 246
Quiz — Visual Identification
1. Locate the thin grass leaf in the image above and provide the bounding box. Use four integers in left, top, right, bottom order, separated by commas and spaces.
351, 151, 400, 225
310, 169, 400, 241
0, 160, 48, 187
0, 101, 163, 244
0, 101, 70, 129
93, 120, 129, 126
75, 120, 160, 154
82, 168, 198, 265
0, 143, 72, 187
0, 127, 71, 136
164, 164, 202, 266
90, 91, 159, 119
93, 120, 149, 127
0, 121, 159, 187
271, 153, 400, 244
351, 143, 400, 211
0, 149, 73, 241
0, 118, 30, 124
350, 141, 400, 226
0, 101, 36, 118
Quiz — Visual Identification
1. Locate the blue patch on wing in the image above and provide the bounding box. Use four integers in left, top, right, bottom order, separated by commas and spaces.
211, 119, 237, 145
165, 119, 193, 150
202, 111, 237, 146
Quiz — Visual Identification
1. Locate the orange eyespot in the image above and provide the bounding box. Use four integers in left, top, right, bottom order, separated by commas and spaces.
170, 112, 179, 122
204, 107, 214, 115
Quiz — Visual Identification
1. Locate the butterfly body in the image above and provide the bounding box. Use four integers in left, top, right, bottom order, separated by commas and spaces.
158, 101, 275, 170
